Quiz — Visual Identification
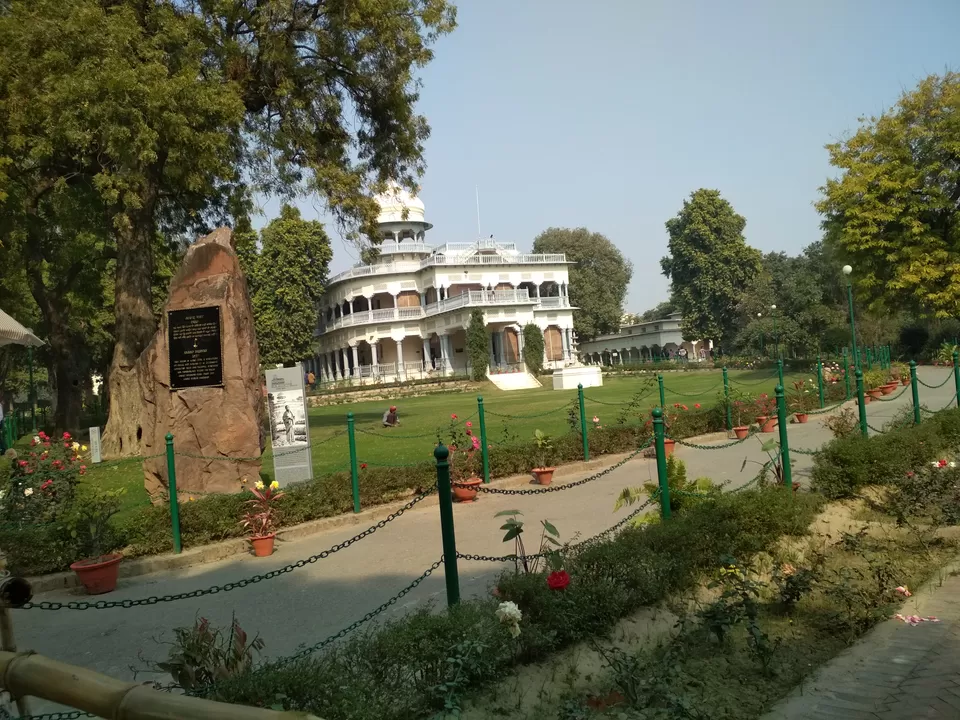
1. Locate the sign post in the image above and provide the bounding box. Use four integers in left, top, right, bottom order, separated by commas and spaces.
264, 364, 313, 485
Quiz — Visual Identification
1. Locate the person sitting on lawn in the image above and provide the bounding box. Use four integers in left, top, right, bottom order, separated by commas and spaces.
382, 405, 400, 427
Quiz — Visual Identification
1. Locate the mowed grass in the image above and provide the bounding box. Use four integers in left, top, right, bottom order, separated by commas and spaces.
83, 367, 802, 516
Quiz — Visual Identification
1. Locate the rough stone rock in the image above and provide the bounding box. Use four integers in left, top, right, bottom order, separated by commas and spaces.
139, 227, 264, 499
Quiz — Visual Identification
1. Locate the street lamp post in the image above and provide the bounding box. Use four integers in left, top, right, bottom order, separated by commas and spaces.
842, 265, 859, 371
757, 312, 763, 355
771, 304, 779, 360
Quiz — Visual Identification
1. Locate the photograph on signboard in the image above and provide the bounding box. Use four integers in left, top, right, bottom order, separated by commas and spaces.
266, 390, 308, 448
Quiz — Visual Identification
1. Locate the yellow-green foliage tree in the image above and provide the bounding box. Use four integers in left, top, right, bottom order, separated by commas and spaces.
818, 72, 960, 318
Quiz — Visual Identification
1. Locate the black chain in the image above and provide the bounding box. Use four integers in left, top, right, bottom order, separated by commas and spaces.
475, 442, 652, 495
20, 489, 435, 611
14, 713, 92, 720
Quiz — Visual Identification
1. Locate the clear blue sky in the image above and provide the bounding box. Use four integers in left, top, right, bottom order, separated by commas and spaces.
271, 0, 960, 313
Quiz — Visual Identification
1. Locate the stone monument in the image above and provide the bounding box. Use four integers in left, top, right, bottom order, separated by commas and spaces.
139, 227, 264, 498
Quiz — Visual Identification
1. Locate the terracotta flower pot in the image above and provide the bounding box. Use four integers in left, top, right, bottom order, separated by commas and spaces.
70, 553, 123, 595
532, 467, 556, 485
760, 417, 778, 433
663, 438, 676, 457
795, 413, 809, 424
902, 378, 910, 386
867, 388, 883, 400
453, 477, 483, 503
755, 415, 768, 427
864, 395, 872, 404
733, 426, 750, 440
881, 383, 897, 396
250, 534, 276, 557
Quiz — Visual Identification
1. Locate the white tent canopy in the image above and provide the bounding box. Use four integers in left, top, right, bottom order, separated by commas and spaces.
0, 309, 43, 348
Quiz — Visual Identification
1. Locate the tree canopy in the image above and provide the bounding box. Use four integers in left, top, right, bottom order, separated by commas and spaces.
0, 0, 456, 453
532, 227, 632, 340
818, 72, 960, 318
247, 206, 332, 366
661, 189, 762, 347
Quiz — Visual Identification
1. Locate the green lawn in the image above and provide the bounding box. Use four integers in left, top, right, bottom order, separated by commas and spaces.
84, 367, 805, 516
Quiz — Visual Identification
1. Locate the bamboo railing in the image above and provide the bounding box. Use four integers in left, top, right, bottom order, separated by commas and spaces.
0, 650, 321, 719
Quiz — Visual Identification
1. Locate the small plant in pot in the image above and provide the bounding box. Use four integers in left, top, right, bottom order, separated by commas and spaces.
67, 488, 126, 595
440, 413, 483, 502
240, 479, 284, 557
531, 429, 556, 485
724, 388, 751, 439
754, 393, 777, 432
789, 379, 816, 423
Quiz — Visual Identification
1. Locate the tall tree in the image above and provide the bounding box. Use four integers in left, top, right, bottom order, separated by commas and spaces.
661, 189, 762, 348
0, 0, 456, 455
818, 72, 960, 318
639, 300, 676, 322
532, 228, 632, 340
466, 309, 488, 381
248, 206, 332, 365
522, 323, 545, 376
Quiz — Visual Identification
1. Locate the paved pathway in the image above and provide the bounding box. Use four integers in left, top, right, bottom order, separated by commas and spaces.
10, 368, 957, 716
763, 562, 960, 720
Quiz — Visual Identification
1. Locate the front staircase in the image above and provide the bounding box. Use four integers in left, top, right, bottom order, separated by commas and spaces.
487, 369, 542, 391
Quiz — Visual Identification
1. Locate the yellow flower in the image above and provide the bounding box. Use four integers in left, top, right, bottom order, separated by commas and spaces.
255, 480, 265, 490
269, 480, 279, 490
71, 442, 80, 451
81, 445, 88, 452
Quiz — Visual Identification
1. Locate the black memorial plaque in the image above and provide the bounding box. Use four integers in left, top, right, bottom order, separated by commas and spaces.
168, 306, 224, 389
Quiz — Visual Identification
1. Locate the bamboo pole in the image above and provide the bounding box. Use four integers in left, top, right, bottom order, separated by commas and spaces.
0, 576, 32, 718
0, 650, 321, 720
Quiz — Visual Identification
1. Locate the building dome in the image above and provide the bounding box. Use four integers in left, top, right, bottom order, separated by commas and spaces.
374, 180, 430, 227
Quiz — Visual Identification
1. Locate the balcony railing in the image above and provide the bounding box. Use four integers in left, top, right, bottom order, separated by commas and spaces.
535, 296, 570, 309
326, 252, 568, 286
319, 289, 545, 333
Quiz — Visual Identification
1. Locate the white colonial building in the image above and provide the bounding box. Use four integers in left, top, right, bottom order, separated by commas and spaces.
578, 312, 712, 365
306, 184, 577, 384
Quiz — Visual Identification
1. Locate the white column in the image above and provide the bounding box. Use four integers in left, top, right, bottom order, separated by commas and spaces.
533, 284, 540, 299
517, 328, 525, 364
500, 330, 508, 365
396, 339, 404, 370
351, 345, 359, 376
440, 334, 450, 374
371, 342, 378, 367
422, 337, 431, 369
322, 354, 331, 381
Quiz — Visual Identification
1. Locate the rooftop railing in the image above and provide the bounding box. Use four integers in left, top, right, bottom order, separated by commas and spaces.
326, 252, 568, 286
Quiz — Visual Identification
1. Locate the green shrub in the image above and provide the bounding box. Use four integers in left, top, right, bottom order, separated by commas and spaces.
466, 308, 488, 381
522, 323, 545, 376
208, 487, 823, 719
811, 408, 960, 498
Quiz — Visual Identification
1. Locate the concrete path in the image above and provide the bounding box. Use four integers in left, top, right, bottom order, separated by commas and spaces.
763, 562, 960, 720
11, 368, 957, 715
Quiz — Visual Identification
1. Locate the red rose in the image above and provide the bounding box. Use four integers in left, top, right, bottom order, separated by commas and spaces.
681, 405, 688, 411
360, 463, 367, 469
62, 432, 71, 440
451, 413, 458, 420
547, 570, 571, 591
694, 403, 701, 409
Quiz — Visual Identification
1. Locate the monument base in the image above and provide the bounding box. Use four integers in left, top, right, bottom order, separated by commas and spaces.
552, 365, 603, 390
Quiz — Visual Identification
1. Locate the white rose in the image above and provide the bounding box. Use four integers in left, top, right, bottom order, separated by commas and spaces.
951, 462, 957, 469
23, 488, 33, 497
33, 436, 40, 444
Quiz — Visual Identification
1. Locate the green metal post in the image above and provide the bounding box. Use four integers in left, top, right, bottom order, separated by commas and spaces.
866, 347, 873, 371
843, 348, 851, 400
434, 443, 460, 607
347, 412, 361, 513
910, 361, 921, 426
165, 433, 182, 554
477, 396, 491, 482
775, 385, 793, 490
657, 373, 665, 409
855, 369, 868, 438
28, 347, 35, 432
652, 407, 670, 520
577, 384, 589, 461
722, 367, 732, 432
777, 358, 784, 389
816, 356, 825, 409
953, 352, 960, 408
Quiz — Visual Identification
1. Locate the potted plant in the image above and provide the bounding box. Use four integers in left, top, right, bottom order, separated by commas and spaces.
240, 479, 285, 557
754, 393, 777, 432
725, 389, 751, 439
789, 380, 815, 423
864, 368, 886, 400
67, 488, 126, 595
440, 414, 483, 501
531, 429, 556, 485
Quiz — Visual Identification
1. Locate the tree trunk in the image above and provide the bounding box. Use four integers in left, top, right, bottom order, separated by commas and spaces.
101, 207, 157, 457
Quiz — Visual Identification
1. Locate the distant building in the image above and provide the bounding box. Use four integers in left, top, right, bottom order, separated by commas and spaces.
304, 183, 578, 383
577, 312, 711, 364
